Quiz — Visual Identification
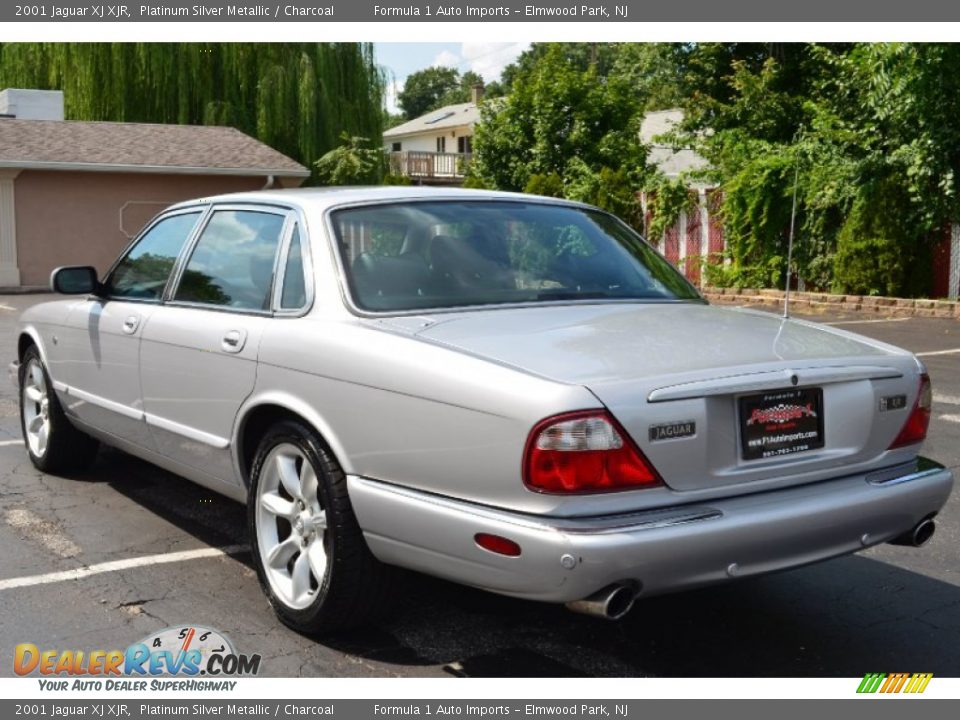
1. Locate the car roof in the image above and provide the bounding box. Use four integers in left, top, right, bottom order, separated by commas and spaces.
166, 185, 595, 214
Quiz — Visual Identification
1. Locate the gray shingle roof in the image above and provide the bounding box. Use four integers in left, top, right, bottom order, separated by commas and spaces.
0, 118, 309, 176
383, 102, 479, 138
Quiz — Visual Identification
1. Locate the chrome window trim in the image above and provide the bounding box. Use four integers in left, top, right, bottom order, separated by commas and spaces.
271, 213, 316, 316
155, 300, 275, 318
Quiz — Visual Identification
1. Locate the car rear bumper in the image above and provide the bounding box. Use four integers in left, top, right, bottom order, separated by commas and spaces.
348, 457, 954, 603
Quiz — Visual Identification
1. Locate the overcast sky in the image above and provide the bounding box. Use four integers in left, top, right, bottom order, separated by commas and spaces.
374, 42, 529, 114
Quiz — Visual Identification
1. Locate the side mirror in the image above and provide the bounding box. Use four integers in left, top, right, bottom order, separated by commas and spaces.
50, 266, 101, 295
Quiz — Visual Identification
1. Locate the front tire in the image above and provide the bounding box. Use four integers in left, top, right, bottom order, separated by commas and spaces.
19, 346, 99, 474
247, 419, 397, 634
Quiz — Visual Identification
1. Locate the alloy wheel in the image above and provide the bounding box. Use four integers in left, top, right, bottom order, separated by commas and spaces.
255, 443, 329, 610
22, 358, 50, 459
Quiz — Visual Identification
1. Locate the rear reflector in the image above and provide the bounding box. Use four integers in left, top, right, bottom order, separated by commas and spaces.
889, 373, 932, 449
523, 410, 663, 494
474, 533, 521, 557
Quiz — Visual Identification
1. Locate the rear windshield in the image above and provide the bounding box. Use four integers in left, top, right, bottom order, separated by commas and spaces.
331, 201, 701, 312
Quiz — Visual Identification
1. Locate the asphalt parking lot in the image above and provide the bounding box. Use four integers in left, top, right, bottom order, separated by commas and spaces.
0, 294, 957, 678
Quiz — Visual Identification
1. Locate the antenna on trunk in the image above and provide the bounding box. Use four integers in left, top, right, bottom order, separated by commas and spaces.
784, 135, 802, 319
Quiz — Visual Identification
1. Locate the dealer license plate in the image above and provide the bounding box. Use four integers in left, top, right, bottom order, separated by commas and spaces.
739, 387, 824, 461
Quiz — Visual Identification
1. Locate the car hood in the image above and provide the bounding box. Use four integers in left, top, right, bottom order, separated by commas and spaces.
393, 302, 904, 387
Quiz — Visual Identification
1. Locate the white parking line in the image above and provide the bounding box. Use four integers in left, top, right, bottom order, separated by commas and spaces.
935, 394, 960, 406
0, 439, 23, 447
0, 304, 15, 312
939, 414, 960, 424
0, 545, 248, 591
824, 318, 911, 325
916, 348, 960, 357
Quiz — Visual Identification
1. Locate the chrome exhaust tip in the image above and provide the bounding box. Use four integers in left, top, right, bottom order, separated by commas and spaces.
889, 518, 936, 547
565, 584, 638, 621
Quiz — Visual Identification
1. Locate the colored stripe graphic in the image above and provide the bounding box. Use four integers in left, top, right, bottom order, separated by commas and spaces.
908, 673, 934, 694
857, 673, 885, 693
857, 673, 933, 694
888, 673, 910, 693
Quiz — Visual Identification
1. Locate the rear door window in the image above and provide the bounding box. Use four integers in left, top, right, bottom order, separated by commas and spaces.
173, 209, 286, 311
280, 225, 307, 310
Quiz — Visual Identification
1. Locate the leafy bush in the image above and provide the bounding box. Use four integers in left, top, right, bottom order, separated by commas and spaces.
644, 176, 696, 242
314, 134, 382, 185
705, 254, 785, 289
832, 177, 927, 296
563, 161, 644, 230
524, 172, 565, 198
381, 173, 413, 186
678, 43, 960, 297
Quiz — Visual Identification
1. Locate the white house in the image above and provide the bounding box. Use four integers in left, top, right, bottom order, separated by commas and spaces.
383, 85, 483, 184
638, 109, 721, 288
640, 108, 711, 183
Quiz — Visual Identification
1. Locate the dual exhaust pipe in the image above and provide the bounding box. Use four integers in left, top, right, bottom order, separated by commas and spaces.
889, 517, 937, 548
565, 583, 638, 621
566, 518, 937, 620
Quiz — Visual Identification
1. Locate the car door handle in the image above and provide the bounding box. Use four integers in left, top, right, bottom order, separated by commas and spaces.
221, 329, 247, 353
122, 315, 140, 335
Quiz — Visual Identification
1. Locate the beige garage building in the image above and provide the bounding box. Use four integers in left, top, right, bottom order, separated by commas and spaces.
0, 89, 309, 289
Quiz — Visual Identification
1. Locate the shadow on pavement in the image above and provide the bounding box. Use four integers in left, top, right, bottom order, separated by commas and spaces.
96, 446, 960, 678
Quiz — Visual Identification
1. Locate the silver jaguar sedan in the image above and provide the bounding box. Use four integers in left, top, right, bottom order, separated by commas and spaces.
13, 187, 953, 633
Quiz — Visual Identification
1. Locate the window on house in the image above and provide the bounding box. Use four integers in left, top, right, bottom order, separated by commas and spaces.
457, 136, 472, 154
391, 142, 401, 152
436, 136, 446, 153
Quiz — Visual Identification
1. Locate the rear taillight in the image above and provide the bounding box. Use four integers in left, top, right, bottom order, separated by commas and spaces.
523, 410, 662, 493
889, 373, 932, 449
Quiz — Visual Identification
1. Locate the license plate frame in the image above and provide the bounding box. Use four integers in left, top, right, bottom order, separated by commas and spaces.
739, 387, 825, 461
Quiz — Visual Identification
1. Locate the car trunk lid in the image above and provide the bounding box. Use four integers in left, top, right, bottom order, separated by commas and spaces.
404, 303, 920, 496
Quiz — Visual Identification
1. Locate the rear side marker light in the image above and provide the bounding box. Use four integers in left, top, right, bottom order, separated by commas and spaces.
474, 533, 522, 557
523, 410, 663, 494
889, 373, 932, 449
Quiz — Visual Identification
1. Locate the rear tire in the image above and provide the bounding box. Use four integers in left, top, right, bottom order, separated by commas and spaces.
19, 346, 99, 474
247, 419, 398, 634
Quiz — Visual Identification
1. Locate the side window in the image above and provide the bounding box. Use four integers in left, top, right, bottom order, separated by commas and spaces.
106, 212, 201, 300
174, 209, 285, 311
280, 225, 307, 310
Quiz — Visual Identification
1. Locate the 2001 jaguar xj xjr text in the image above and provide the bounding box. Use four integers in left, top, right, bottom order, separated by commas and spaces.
13, 187, 953, 631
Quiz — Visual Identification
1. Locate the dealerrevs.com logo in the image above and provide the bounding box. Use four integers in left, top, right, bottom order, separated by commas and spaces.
14, 625, 261, 690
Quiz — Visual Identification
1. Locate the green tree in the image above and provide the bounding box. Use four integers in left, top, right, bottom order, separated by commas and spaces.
676, 42, 960, 296
471, 44, 649, 224
0, 43, 385, 183
438, 70, 484, 106
397, 67, 488, 120
397, 66, 460, 119
314, 134, 383, 186
500, 43, 682, 111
